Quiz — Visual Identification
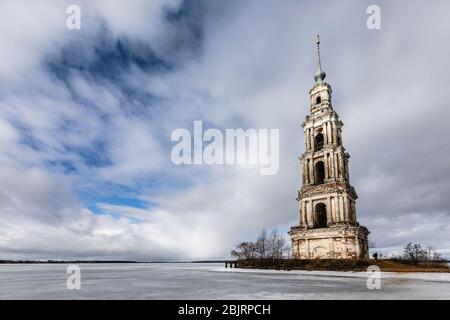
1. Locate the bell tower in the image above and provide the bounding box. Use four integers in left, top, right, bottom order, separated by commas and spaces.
289, 35, 369, 260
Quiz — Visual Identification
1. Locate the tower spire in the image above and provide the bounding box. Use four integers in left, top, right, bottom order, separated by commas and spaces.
314, 34, 326, 83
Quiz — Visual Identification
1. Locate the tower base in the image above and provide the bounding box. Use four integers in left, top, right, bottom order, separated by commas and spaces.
289, 224, 369, 260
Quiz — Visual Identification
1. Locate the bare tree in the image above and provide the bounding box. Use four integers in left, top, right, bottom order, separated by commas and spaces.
230, 242, 256, 260
425, 246, 443, 264
266, 229, 290, 260
402, 243, 427, 264
268, 229, 279, 260
230, 229, 291, 261
278, 234, 291, 259
255, 229, 268, 259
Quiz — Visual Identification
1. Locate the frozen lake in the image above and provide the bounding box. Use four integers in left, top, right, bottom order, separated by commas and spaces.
0, 263, 449, 299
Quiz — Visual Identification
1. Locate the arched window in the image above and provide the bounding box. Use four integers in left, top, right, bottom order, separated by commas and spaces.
316, 96, 321, 104
314, 133, 324, 151
315, 161, 325, 184
315, 203, 327, 228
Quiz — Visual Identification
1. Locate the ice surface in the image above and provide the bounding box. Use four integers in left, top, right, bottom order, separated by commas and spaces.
0, 263, 448, 299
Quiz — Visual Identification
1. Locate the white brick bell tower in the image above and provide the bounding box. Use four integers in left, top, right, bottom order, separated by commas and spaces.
289, 35, 369, 260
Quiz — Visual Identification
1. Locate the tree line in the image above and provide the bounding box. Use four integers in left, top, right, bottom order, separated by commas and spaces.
231, 234, 446, 264
230, 229, 290, 260
396, 242, 445, 265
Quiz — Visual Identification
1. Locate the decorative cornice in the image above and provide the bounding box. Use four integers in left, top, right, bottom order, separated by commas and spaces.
290, 224, 370, 239
298, 182, 358, 200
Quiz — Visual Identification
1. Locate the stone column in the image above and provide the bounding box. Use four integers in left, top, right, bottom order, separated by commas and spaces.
327, 121, 332, 144
332, 123, 338, 145
301, 161, 306, 184
308, 129, 312, 150
351, 201, 356, 221
330, 153, 335, 179
345, 158, 350, 181
304, 160, 307, 184
306, 201, 314, 228
339, 196, 345, 221
326, 197, 332, 225
343, 195, 349, 221
305, 129, 311, 151
339, 154, 345, 180
301, 201, 307, 227
309, 159, 314, 185
326, 154, 330, 179
304, 160, 308, 184
305, 130, 309, 150
334, 153, 340, 178
336, 196, 340, 222
355, 237, 361, 259
329, 197, 335, 223
334, 196, 339, 222
324, 154, 329, 180
310, 129, 314, 151
323, 123, 327, 145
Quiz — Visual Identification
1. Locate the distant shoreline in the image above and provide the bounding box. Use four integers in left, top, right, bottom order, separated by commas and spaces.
0, 260, 228, 264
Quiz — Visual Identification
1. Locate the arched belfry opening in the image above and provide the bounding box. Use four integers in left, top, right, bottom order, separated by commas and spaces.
314, 133, 324, 151
314, 203, 327, 228
316, 95, 321, 104
315, 161, 325, 184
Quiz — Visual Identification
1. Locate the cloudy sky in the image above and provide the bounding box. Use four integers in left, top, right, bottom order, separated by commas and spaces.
0, 0, 449, 261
